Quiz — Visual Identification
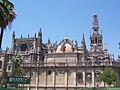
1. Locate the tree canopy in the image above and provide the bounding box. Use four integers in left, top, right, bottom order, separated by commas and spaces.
0, 0, 16, 49
11, 53, 24, 77
0, 53, 24, 88
99, 67, 117, 86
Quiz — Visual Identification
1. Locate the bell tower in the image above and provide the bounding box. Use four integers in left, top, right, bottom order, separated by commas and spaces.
90, 14, 103, 50
93, 14, 99, 32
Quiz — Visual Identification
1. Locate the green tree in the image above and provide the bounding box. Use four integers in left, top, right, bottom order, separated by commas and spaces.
11, 53, 24, 77
99, 67, 117, 86
0, 0, 16, 49
0, 53, 24, 88
10, 53, 25, 88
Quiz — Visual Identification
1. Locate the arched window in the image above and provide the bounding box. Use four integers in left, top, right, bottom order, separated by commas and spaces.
86, 72, 92, 83
91, 40, 93, 44
86, 58, 92, 65
0, 61, 2, 69
77, 72, 83, 84
95, 38, 97, 44
98, 39, 102, 43
20, 43, 28, 51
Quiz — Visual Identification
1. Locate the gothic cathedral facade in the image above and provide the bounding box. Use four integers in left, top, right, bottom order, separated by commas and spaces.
0, 14, 120, 90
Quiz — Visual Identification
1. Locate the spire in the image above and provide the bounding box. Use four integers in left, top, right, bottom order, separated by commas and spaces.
28, 34, 29, 38
48, 38, 51, 45
34, 33, 37, 49
81, 33, 85, 45
75, 40, 78, 47
92, 14, 99, 32
90, 14, 103, 50
81, 34, 87, 63
74, 40, 78, 50
38, 28, 42, 38
12, 31, 15, 40
47, 38, 52, 49
34, 33, 36, 40
37, 28, 42, 50
81, 33, 86, 49
21, 34, 22, 38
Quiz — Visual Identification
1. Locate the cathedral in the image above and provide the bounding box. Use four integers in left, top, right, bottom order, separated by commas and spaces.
0, 14, 120, 90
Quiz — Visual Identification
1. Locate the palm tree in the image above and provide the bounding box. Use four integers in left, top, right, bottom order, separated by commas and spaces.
11, 53, 24, 88
0, 53, 24, 88
11, 53, 24, 77
0, 0, 16, 49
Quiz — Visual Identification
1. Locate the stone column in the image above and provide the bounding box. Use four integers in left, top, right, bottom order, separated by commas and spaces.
65, 70, 68, 87
83, 72, 85, 87
92, 72, 95, 87
92, 61, 94, 66
53, 70, 55, 87
27, 67, 32, 90
27, 84, 30, 90
74, 71, 77, 87
36, 72, 38, 90
46, 69, 47, 87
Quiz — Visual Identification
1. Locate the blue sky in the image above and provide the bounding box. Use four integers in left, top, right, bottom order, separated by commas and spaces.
2, 0, 120, 59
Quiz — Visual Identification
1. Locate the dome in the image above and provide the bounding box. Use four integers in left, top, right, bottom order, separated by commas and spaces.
65, 43, 73, 53
55, 37, 74, 53
56, 43, 73, 53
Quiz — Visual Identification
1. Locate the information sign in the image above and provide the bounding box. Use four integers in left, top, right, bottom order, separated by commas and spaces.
7, 77, 30, 84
